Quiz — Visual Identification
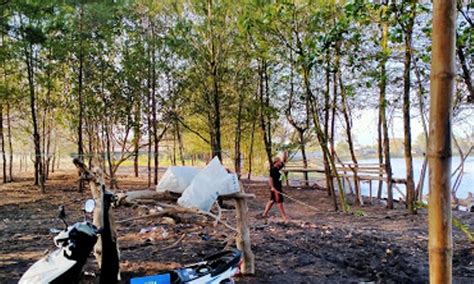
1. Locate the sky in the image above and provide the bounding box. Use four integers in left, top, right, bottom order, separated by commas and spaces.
352, 108, 473, 147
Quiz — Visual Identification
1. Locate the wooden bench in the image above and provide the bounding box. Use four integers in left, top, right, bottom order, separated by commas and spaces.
334, 163, 406, 204
282, 163, 326, 187
282, 161, 406, 203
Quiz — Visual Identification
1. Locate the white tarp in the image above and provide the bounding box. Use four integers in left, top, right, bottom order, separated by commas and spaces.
156, 166, 200, 193
178, 157, 240, 212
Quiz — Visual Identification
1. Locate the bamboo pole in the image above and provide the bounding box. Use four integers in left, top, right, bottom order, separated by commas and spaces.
428, 0, 455, 282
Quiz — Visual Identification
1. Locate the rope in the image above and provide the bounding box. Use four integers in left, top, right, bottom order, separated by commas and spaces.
277, 190, 320, 212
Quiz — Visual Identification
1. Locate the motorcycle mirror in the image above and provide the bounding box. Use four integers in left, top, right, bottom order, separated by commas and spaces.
84, 199, 96, 213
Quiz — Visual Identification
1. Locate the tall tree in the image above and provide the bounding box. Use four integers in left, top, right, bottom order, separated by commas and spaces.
0, 104, 5, 183
378, 0, 394, 208
396, 0, 417, 213
16, 4, 47, 192
77, 3, 85, 191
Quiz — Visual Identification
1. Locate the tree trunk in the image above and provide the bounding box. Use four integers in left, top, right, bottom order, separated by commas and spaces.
287, 51, 309, 186
413, 56, 429, 201
51, 136, 57, 174
151, 31, 159, 186
25, 42, 45, 193
42, 61, 53, 181
428, 0, 455, 282
324, 55, 334, 198
336, 43, 362, 205
88, 123, 94, 167
401, 0, 417, 213
44, 116, 52, 180
451, 137, 473, 202
329, 59, 339, 201
0, 104, 6, 183
377, 104, 383, 199
77, 5, 85, 192
247, 118, 256, 180
298, 130, 309, 186
258, 60, 273, 167
379, 2, 393, 208
305, 67, 346, 212
176, 122, 185, 166
133, 98, 141, 177
456, 38, 473, 104
6, 103, 13, 181
234, 92, 244, 178
104, 122, 115, 189
147, 48, 152, 189
1, 52, 11, 183
208, 0, 222, 161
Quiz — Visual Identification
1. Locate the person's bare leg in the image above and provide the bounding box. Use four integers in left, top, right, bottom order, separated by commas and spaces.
277, 203, 289, 221
263, 200, 274, 217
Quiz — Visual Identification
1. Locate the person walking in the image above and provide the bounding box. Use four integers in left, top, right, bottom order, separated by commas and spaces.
262, 155, 289, 222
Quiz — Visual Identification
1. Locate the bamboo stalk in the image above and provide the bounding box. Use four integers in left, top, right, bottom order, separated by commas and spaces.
428, 0, 455, 282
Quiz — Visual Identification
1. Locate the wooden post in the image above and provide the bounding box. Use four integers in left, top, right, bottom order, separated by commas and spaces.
369, 181, 372, 205
73, 159, 120, 281
234, 185, 255, 274
428, 0, 455, 282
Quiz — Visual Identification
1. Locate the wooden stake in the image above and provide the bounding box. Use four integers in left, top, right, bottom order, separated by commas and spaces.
234, 183, 255, 274
428, 0, 455, 282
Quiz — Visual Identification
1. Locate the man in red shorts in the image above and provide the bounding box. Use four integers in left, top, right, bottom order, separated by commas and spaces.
262, 156, 289, 222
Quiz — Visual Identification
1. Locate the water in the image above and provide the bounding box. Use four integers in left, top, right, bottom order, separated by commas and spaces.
354, 156, 474, 200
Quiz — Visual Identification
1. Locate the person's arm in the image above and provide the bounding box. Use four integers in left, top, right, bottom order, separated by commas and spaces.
268, 176, 277, 192
268, 175, 280, 202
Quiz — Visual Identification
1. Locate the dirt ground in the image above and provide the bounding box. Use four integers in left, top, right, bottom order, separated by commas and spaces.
0, 169, 473, 283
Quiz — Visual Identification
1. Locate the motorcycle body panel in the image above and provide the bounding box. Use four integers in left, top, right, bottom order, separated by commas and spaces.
19, 222, 98, 284
18, 249, 76, 284
130, 249, 241, 284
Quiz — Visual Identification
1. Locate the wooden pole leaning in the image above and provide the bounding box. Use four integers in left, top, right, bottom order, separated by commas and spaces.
72, 158, 121, 281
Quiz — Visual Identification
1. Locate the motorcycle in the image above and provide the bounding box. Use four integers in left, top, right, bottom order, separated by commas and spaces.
130, 249, 242, 284
19, 162, 119, 284
20, 159, 241, 284
19, 198, 100, 284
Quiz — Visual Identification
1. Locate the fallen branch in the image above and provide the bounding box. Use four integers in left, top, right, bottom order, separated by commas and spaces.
161, 234, 186, 250
116, 190, 177, 205
116, 209, 175, 224
117, 204, 237, 232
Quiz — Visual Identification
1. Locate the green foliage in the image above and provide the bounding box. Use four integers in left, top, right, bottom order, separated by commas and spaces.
354, 209, 366, 217
453, 217, 474, 243
414, 201, 427, 210
1, 0, 471, 195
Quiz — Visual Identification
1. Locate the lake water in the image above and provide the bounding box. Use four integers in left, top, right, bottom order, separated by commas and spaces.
353, 156, 474, 200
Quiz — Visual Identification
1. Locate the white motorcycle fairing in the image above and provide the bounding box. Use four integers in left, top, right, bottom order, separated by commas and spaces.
19, 222, 98, 284
18, 248, 76, 284
187, 266, 239, 284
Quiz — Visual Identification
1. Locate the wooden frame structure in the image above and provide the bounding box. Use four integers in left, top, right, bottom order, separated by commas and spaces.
282, 162, 406, 203
73, 159, 256, 276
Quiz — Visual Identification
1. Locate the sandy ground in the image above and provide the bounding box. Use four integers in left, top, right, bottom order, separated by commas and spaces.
0, 169, 473, 283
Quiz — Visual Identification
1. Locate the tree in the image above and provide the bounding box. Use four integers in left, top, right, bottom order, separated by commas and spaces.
378, 0, 394, 208
13, 1, 51, 192
395, 0, 417, 213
